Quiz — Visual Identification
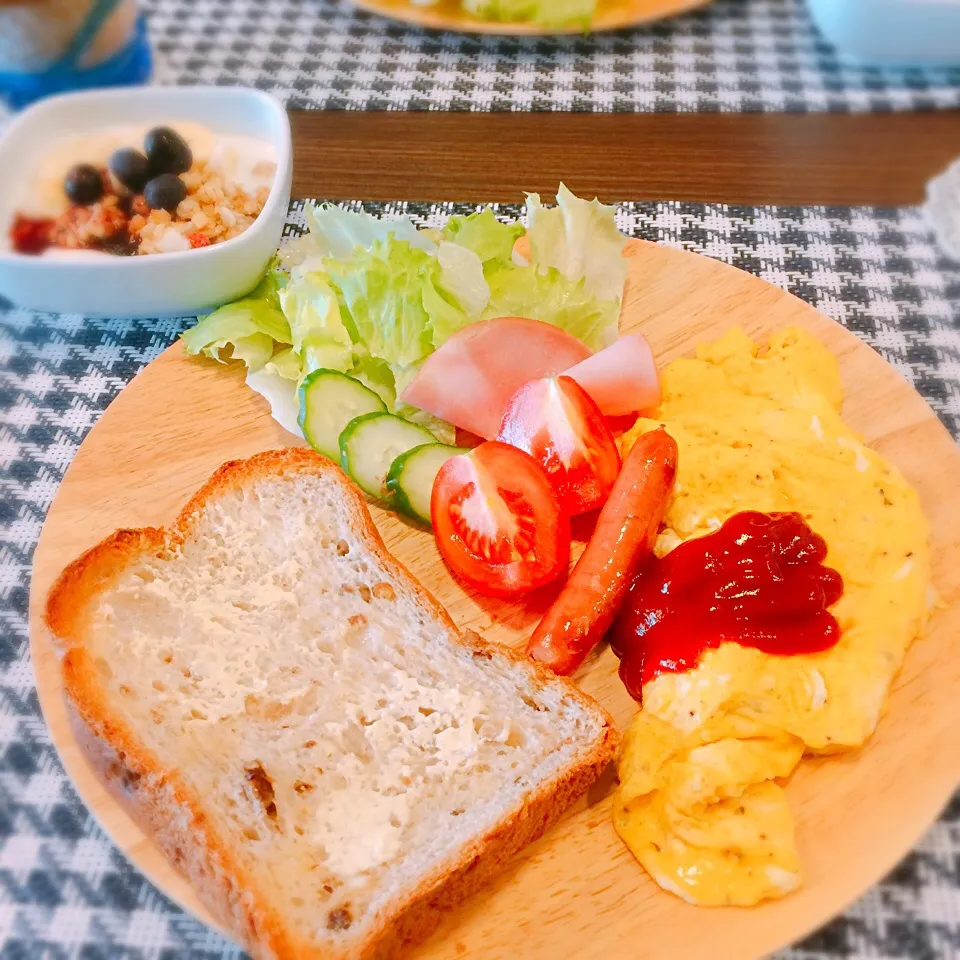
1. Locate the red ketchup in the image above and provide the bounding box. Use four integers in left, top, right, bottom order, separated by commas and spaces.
611, 511, 844, 702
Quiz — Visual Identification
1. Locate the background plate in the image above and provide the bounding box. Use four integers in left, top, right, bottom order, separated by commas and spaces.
29, 239, 960, 960
349, 0, 711, 35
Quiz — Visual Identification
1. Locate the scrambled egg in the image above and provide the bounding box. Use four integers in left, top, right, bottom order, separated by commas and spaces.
614, 327, 931, 907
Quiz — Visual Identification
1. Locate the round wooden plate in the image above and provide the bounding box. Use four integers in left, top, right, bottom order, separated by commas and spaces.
29, 239, 960, 960
349, 0, 711, 35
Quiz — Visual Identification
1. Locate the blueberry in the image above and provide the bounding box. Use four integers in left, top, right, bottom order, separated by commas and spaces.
144, 174, 186, 213
109, 148, 150, 193
63, 164, 103, 205
145, 127, 193, 177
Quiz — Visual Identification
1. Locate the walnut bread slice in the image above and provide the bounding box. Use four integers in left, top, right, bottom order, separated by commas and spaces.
45, 448, 619, 960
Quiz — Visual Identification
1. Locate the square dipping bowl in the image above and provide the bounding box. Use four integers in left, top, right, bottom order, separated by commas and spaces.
0, 86, 292, 318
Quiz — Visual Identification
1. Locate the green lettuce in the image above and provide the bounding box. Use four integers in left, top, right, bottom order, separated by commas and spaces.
351, 350, 398, 409
484, 262, 619, 351
279, 271, 353, 374
525, 182, 627, 306
436, 242, 489, 316
421, 243, 490, 346
246, 364, 301, 436
421, 278, 470, 348
442, 209, 524, 266
305, 202, 435, 260
263, 346, 301, 381
462, 0, 594, 27
181, 275, 291, 373
395, 402, 457, 446
324, 238, 437, 387
182, 186, 627, 439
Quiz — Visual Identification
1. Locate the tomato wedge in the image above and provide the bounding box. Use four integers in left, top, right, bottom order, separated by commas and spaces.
497, 376, 621, 516
431, 441, 570, 598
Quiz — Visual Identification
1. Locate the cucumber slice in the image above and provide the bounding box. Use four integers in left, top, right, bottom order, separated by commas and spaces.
386, 443, 465, 525
299, 369, 386, 460
340, 413, 436, 500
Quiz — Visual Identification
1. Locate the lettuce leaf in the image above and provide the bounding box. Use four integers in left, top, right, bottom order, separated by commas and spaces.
525, 182, 627, 304
463, 0, 594, 27
421, 242, 492, 346
262, 346, 300, 381
305, 203, 436, 260
246, 269, 282, 301
324, 237, 438, 379
181, 291, 291, 372
182, 186, 627, 444
484, 262, 619, 351
421, 278, 469, 350
229, 333, 276, 371
443, 209, 524, 266
437, 242, 489, 317
395, 403, 457, 446
279, 271, 353, 374
351, 350, 397, 409
246, 365, 303, 438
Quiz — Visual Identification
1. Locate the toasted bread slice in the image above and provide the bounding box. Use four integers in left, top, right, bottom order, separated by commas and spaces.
46, 449, 619, 960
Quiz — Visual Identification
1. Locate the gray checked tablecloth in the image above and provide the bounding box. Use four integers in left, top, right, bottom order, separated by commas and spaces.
142, 0, 960, 113
0, 200, 958, 959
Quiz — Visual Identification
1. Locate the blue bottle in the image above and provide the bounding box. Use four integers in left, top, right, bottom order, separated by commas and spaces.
0, 0, 152, 111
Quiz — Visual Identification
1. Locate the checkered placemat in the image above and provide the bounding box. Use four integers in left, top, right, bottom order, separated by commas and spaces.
142, 0, 960, 113
1, 201, 958, 960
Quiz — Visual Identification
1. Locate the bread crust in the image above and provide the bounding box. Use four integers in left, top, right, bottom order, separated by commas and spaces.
45, 448, 620, 960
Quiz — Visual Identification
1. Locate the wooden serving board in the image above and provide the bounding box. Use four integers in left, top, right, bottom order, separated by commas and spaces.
29, 239, 960, 960
349, 0, 711, 35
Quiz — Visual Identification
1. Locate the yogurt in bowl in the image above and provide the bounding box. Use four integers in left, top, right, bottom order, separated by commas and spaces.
10, 121, 277, 258
0, 86, 292, 318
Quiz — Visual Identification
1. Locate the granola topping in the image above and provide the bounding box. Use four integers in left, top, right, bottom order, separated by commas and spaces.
9, 124, 276, 257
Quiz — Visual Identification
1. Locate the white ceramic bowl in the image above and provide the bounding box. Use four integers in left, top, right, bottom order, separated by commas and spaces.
807, 0, 960, 67
0, 86, 292, 318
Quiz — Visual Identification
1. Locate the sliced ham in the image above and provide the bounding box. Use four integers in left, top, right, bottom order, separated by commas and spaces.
562, 333, 661, 417
400, 317, 591, 440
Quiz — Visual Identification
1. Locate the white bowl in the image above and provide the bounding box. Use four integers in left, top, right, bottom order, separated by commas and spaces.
807, 0, 960, 67
0, 86, 292, 318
